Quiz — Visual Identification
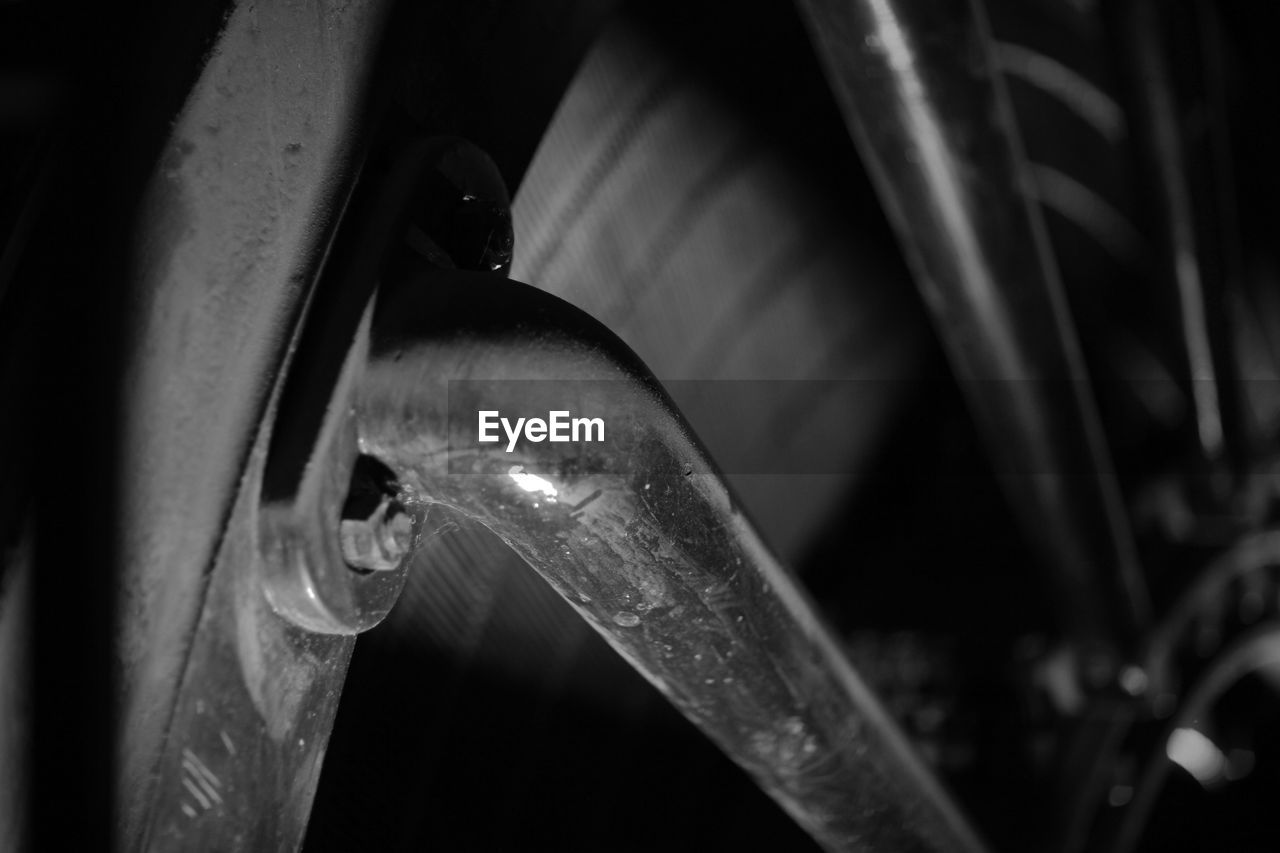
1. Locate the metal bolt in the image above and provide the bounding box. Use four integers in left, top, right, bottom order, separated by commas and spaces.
340, 494, 414, 573
405, 137, 514, 276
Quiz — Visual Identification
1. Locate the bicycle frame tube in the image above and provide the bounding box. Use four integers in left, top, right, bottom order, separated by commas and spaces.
353, 269, 989, 853
1112, 0, 1247, 478
111, 0, 614, 846
795, 0, 1151, 658
103, 1, 1112, 848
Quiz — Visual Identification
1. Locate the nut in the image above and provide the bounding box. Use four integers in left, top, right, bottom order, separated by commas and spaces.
340, 496, 414, 572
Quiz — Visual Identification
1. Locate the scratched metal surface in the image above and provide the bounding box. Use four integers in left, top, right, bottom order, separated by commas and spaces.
300, 3, 1186, 851
795, 0, 1153, 659
307, 12, 927, 849
355, 270, 985, 852
372, 7, 923, 695
140, 420, 355, 850
13, 0, 1275, 849
116, 0, 389, 842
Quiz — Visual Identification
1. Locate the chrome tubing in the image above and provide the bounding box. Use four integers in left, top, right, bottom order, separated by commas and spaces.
795, 0, 1151, 659
1113, 0, 1246, 480
354, 270, 989, 853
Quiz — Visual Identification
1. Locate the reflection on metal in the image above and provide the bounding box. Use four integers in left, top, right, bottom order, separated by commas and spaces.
147, 130, 522, 846
400, 137, 514, 277
1164, 727, 1224, 785
795, 0, 1150, 656
131, 124, 514, 847
259, 305, 414, 635
1144, 530, 1280, 701
1066, 530, 1280, 853
1113, 627, 1280, 853
992, 42, 1127, 144
1026, 163, 1144, 269
1120, 0, 1229, 468
0, 528, 29, 851
1126, 0, 1223, 461
354, 269, 989, 853
115, 0, 393, 847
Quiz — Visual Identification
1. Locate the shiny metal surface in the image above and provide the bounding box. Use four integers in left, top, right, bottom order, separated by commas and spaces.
0, 528, 29, 850
110, 0, 609, 840
1112, 626, 1280, 853
511, 18, 926, 564
10, 0, 1268, 849
795, 0, 1150, 656
116, 0, 391, 846
1114, 0, 1242, 476
354, 269, 989, 853
259, 306, 414, 636
140, 439, 356, 850
128, 129, 520, 850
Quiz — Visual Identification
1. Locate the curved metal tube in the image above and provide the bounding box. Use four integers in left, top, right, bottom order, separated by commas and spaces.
355, 270, 986, 853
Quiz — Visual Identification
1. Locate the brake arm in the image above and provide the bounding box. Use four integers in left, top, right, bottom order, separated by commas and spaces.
330, 269, 988, 853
